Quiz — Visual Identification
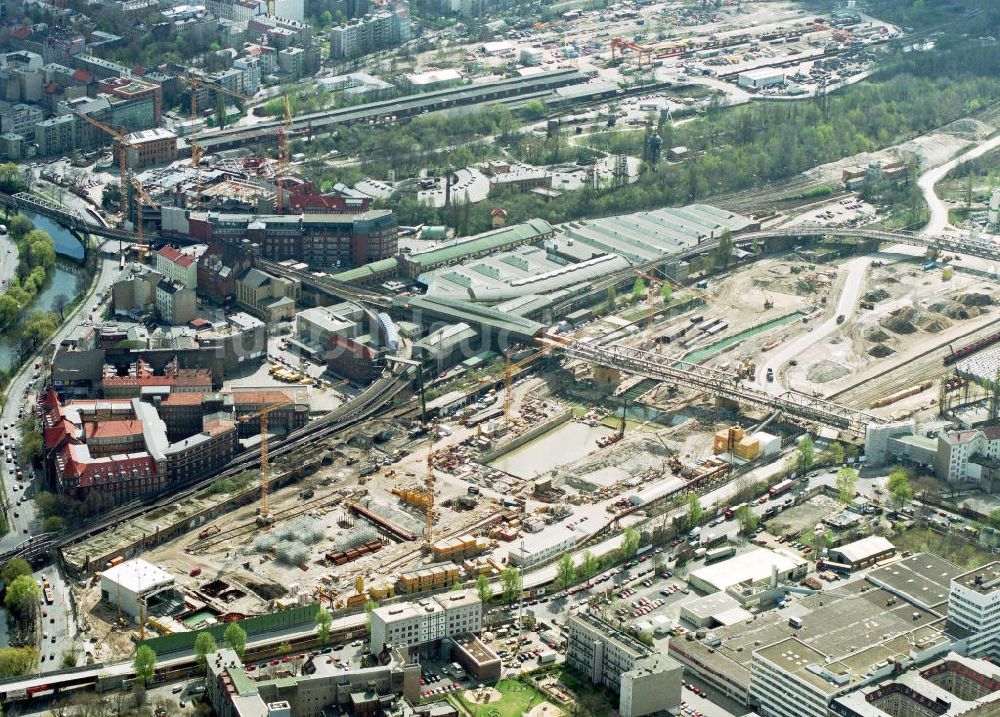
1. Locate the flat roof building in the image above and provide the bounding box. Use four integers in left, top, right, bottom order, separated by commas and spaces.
370, 589, 482, 654
100, 558, 182, 622
567, 611, 682, 717
828, 536, 896, 570
949, 561, 1000, 659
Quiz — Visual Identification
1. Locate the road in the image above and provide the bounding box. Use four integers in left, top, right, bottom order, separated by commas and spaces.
919, 132, 1000, 237
0, 227, 19, 289
755, 255, 871, 393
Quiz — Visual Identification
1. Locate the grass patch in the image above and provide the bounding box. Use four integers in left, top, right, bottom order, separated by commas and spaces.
455, 678, 549, 717
894, 526, 995, 570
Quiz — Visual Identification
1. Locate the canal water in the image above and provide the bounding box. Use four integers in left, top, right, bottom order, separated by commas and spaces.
0, 211, 88, 372
489, 421, 614, 480
682, 312, 804, 364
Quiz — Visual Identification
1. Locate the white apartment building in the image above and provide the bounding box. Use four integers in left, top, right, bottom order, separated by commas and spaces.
949, 562, 1000, 659
370, 589, 481, 654
154, 245, 202, 289
935, 426, 1000, 483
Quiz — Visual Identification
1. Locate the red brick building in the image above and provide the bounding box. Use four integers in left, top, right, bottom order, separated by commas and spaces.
102, 356, 212, 398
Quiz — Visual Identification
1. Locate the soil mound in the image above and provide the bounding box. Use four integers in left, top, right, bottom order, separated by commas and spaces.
881, 315, 917, 334
959, 293, 994, 307
929, 301, 971, 320
864, 326, 891, 342
922, 317, 951, 333
869, 343, 895, 358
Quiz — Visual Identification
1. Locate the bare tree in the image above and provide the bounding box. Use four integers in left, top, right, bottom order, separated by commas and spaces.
53, 293, 70, 320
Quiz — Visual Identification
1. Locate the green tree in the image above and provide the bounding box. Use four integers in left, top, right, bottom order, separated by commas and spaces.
133, 645, 156, 687
224, 623, 247, 659
988, 508, 1000, 530
20, 431, 43, 466
796, 436, 815, 473
661, 283, 673, 304
621, 527, 641, 558
450, 580, 463, 591
606, 285, 617, 311
887, 466, 913, 508
475, 574, 492, 604
556, 554, 576, 590
632, 277, 646, 303
521, 99, 545, 120
0, 559, 31, 586
501, 566, 522, 603
579, 549, 599, 579
193, 631, 217, 672
7, 216, 33, 241
735, 504, 759, 536
0, 647, 38, 677
215, 93, 227, 129
4, 575, 39, 618
822, 441, 845, 466
315, 608, 332, 645
686, 493, 703, 530
41, 516, 64, 533
836, 467, 859, 504
714, 229, 733, 269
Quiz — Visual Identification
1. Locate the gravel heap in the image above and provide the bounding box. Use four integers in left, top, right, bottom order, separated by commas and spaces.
928, 300, 971, 320
807, 360, 851, 383
959, 292, 994, 307
864, 326, 891, 342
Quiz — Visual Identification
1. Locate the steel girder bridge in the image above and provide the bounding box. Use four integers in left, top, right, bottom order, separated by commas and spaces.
562, 340, 887, 439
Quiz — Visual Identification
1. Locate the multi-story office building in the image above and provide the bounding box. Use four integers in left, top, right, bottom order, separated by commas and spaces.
0, 101, 42, 135
370, 589, 482, 654
566, 612, 682, 717
949, 562, 1000, 659
100, 76, 163, 124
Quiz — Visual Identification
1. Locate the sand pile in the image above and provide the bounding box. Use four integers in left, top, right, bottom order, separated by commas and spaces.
881, 313, 917, 334
922, 317, 951, 333
869, 344, 896, 357
807, 360, 851, 383
929, 301, 971, 320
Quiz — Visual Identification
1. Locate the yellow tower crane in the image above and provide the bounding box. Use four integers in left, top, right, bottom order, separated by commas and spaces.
275, 95, 294, 213
503, 346, 555, 426
189, 138, 206, 209
180, 76, 251, 126
237, 399, 295, 524
130, 176, 159, 259
73, 111, 133, 223
425, 424, 437, 544
267, 0, 275, 15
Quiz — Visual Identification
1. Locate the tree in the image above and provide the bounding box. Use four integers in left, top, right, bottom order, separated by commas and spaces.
988, 508, 1000, 530
822, 441, 845, 466
735, 504, 759, 536
606, 285, 617, 311
7, 215, 33, 241
714, 229, 733, 269
579, 549, 599, 579
20, 430, 43, 466
315, 608, 332, 645
621, 527, 641, 559
42, 516, 65, 533
836, 467, 858, 504
632, 277, 646, 303
887, 466, 913, 508
52, 294, 70, 321
556, 554, 576, 590
661, 282, 673, 304
133, 645, 156, 688
686, 493, 703, 530
796, 436, 815, 473
0, 559, 31, 586
193, 631, 217, 672
0, 647, 37, 677
215, 93, 227, 129
450, 580, 463, 591
4, 575, 39, 618
224, 623, 247, 659
475, 574, 492, 604
501, 566, 522, 603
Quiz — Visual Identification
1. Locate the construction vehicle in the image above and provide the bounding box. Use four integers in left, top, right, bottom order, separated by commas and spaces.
237, 399, 295, 525
763, 292, 774, 310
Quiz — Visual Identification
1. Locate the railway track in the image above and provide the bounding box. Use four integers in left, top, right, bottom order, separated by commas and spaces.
56, 370, 413, 550
829, 318, 1000, 408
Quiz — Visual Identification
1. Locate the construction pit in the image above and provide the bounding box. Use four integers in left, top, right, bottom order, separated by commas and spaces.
67, 242, 998, 661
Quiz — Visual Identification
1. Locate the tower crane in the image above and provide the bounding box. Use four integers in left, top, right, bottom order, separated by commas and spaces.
129, 176, 159, 259
425, 424, 437, 544
266, 0, 275, 15
180, 76, 251, 126
72, 111, 133, 223
633, 268, 659, 341
237, 398, 296, 525
189, 138, 206, 210
275, 95, 293, 213
503, 346, 555, 426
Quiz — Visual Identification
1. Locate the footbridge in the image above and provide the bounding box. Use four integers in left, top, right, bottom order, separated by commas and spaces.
563, 340, 886, 439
